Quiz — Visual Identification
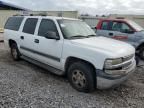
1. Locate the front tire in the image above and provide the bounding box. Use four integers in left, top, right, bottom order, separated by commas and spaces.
67, 62, 95, 93
10, 43, 20, 61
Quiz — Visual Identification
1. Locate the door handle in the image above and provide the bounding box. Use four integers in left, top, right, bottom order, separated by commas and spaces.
34, 39, 39, 43
109, 33, 113, 36
20, 36, 24, 40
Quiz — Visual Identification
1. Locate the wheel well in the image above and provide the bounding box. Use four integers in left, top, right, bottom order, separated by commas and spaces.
65, 57, 96, 74
137, 43, 144, 51
9, 39, 16, 48
65, 57, 97, 88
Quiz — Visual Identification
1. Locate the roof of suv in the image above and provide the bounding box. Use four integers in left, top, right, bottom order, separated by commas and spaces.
13, 15, 79, 21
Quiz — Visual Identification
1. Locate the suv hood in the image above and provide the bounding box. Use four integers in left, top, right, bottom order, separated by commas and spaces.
70, 36, 135, 57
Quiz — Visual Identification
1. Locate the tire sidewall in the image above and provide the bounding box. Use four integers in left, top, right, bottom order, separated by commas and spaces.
11, 44, 20, 61
139, 47, 144, 60
67, 62, 95, 93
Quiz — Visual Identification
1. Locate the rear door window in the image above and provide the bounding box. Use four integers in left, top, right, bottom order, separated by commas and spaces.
23, 18, 38, 34
101, 21, 109, 30
4, 17, 24, 31
111, 22, 121, 31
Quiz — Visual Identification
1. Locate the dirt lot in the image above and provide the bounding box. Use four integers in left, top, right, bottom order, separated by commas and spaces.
0, 42, 144, 108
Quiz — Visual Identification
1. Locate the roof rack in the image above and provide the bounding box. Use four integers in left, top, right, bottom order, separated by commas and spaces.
13, 14, 24, 16
30, 13, 47, 16
13, 13, 49, 16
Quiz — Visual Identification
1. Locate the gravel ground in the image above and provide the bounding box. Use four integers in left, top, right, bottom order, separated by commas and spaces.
0, 42, 144, 108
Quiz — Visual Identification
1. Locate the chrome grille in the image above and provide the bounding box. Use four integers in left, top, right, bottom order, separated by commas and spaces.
122, 54, 134, 62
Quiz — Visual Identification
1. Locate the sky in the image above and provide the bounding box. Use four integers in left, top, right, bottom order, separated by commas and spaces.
2, 0, 144, 15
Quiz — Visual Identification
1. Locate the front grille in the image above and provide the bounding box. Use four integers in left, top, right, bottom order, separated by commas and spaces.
122, 54, 134, 62
122, 61, 132, 70
121, 54, 134, 71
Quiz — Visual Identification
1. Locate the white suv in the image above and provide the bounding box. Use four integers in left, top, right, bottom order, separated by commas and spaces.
4, 15, 136, 93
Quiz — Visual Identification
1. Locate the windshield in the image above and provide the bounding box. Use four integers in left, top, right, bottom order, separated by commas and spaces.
128, 20, 144, 31
57, 19, 96, 39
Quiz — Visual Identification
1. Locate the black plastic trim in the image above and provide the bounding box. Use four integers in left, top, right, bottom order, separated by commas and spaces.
20, 46, 60, 62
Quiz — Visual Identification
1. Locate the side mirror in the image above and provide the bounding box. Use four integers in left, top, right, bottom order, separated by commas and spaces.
91, 27, 97, 32
128, 30, 135, 34
44, 31, 60, 40
95, 27, 97, 32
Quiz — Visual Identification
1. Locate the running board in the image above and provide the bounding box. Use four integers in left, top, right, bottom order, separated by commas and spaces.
21, 55, 65, 76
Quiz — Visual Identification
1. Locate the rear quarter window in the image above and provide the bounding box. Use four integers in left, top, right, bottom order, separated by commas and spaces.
4, 17, 24, 31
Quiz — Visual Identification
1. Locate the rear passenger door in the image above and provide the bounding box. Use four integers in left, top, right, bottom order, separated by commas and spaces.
109, 21, 124, 38
96, 21, 110, 37
19, 18, 38, 58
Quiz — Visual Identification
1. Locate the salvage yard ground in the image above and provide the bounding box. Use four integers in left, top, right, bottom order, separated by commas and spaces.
0, 41, 144, 107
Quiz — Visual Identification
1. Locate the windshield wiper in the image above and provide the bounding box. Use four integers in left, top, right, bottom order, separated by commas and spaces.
68, 34, 96, 39
68, 35, 88, 39
87, 34, 96, 37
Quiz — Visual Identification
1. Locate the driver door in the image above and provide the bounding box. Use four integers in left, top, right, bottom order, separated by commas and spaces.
109, 21, 136, 45
33, 19, 63, 70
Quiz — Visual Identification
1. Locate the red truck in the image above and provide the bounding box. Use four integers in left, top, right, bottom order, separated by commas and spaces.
95, 18, 144, 60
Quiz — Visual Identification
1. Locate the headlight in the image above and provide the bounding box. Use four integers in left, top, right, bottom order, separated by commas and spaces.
104, 55, 134, 75
104, 58, 123, 69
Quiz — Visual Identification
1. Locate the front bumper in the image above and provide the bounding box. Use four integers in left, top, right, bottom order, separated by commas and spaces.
96, 60, 136, 89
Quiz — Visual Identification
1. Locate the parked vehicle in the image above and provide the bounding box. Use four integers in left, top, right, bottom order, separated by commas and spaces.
4, 16, 136, 93
96, 19, 144, 60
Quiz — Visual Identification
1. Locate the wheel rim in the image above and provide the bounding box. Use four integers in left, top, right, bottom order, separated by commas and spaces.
72, 70, 86, 88
12, 48, 17, 59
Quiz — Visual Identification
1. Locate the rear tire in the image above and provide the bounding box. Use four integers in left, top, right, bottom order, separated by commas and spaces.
139, 47, 144, 60
10, 43, 20, 61
67, 62, 95, 93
